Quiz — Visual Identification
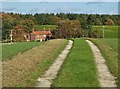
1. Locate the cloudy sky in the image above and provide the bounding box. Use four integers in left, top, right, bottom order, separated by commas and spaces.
1, 0, 119, 2
1, 0, 119, 14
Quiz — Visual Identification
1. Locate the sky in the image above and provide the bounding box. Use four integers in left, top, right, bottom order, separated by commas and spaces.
1, 1, 119, 14
1, 0, 120, 2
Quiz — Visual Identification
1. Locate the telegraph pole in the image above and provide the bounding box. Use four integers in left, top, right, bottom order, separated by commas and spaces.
103, 26, 105, 38
10, 30, 13, 43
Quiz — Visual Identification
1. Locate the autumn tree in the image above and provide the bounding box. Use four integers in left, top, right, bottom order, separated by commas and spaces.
52, 19, 81, 38
104, 18, 115, 25
2, 13, 34, 42
12, 25, 26, 42
2, 13, 14, 40
53, 16, 60, 25
22, 19, 34, 33
2, 12, 119, 41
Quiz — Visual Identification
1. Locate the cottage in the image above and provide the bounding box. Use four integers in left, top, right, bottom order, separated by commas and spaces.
29, 30, 52, 42
25, 28, 52, 42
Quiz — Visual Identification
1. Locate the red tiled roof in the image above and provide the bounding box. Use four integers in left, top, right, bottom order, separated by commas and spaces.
31, 31, 52, 35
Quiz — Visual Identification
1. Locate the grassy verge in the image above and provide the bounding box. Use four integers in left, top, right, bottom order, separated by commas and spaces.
2, 42, 43, 61
2, 39, 68, 87
34, 25, 56, 30
89, 38, 118, 78
52, 38, 100, 87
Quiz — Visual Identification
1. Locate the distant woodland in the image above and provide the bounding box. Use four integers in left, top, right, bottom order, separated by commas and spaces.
1, 12, 119, 41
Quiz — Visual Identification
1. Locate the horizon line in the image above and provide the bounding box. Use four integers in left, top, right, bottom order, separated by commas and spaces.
1, 12, 119, 15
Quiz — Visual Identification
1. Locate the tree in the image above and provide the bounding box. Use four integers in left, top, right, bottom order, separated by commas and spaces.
53, 19, 81, 38
2, 12, 118, 41
87, 15, 92, 37
80, 15, 88, 30
56, 13, 67, 20
22, 19, 34, 33
2, 13, 14, 40
53, 16, 60, 25
2, 13, 35, 42
12, 25, 26, 42
94, 18, 102, 25
104, 18, 115, 25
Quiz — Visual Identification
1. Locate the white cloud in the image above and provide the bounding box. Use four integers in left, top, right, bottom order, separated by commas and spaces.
1, 0, 21, 2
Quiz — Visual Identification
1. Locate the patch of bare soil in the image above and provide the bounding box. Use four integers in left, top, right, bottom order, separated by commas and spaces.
86, 40, 116, 87
2, 39, 67, 87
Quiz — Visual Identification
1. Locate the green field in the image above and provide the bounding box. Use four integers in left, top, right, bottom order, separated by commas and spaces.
2, 39, 68, 87
34, 25, 118, 38
89, 38, 118, 78
34, 25, 56, 30
2, 25, 118, 86
2, 42, 43, 61
52, 38, 100, 87
92, 26, 118, 38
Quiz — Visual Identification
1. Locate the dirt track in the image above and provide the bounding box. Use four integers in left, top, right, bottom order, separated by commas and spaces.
36, 40, 73, 87
86, 40, 116, 87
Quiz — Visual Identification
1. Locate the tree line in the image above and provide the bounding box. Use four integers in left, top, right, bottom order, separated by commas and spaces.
32, 13, 118, 26
1, 12, 119, 41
